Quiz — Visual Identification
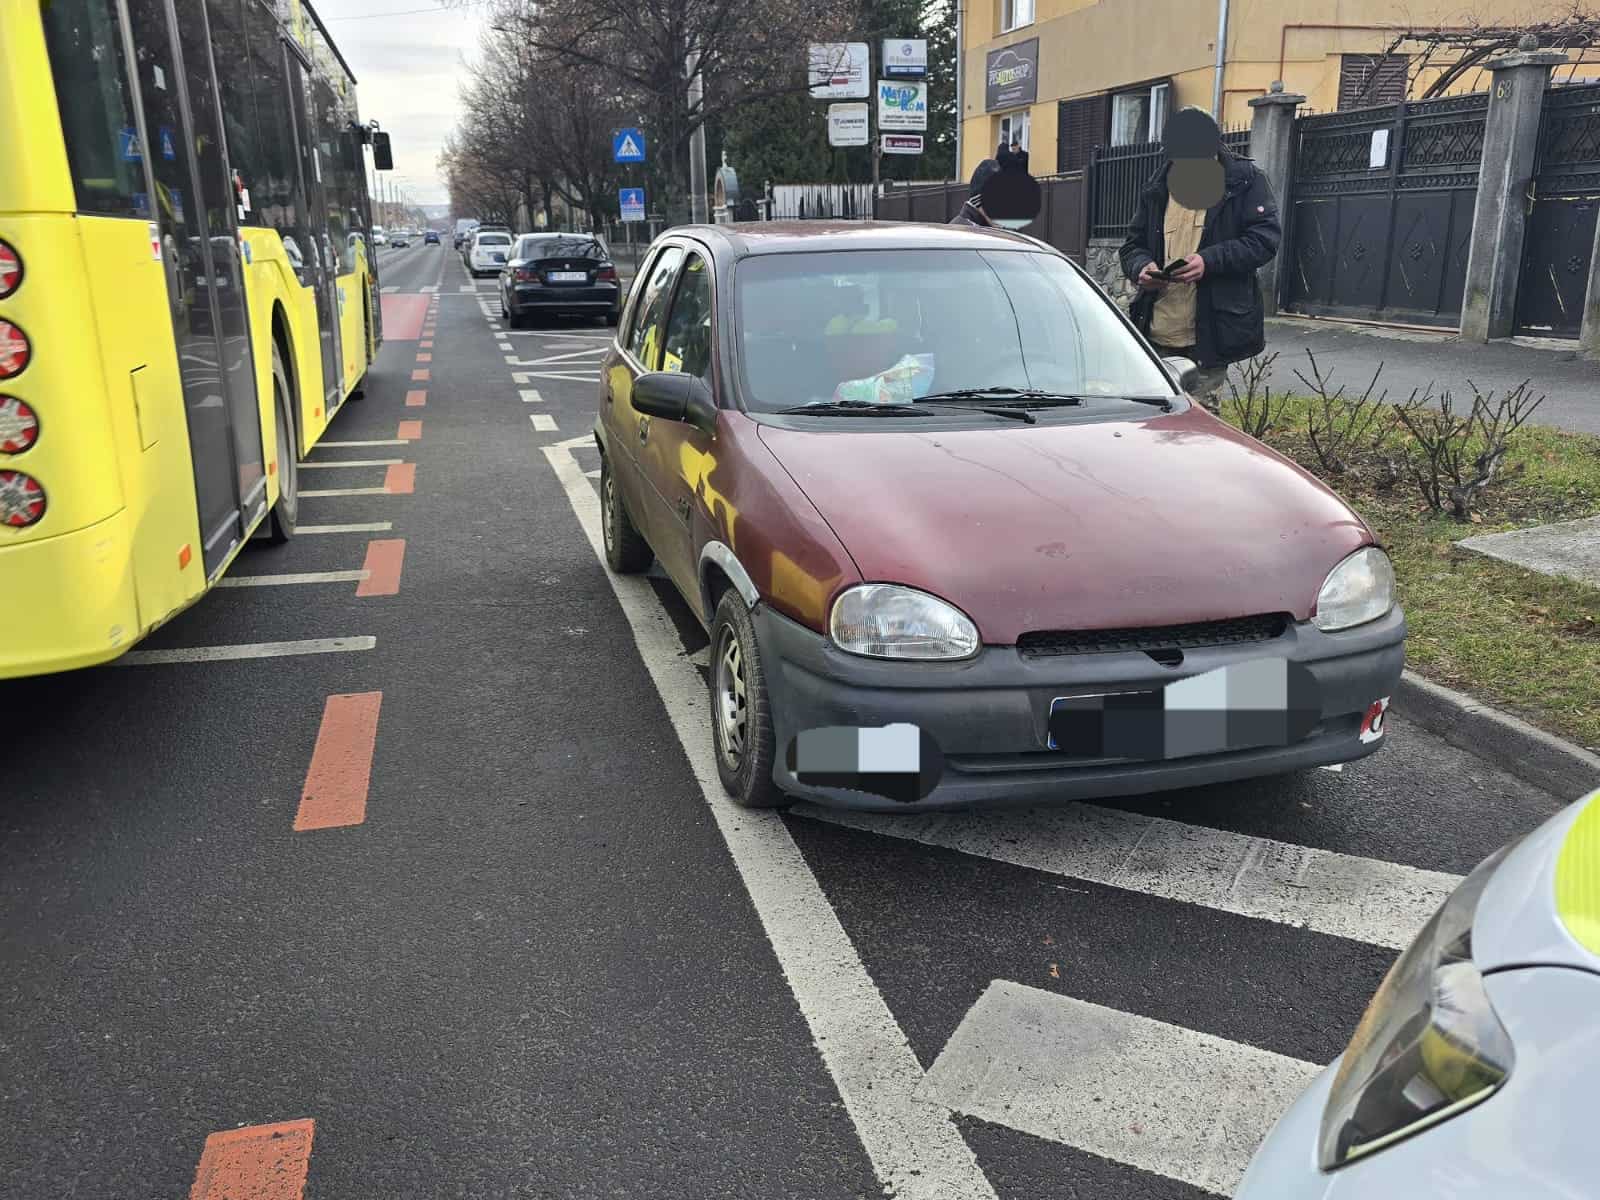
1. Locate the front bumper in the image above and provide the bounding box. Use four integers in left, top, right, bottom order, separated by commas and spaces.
753, 604, 1406, 811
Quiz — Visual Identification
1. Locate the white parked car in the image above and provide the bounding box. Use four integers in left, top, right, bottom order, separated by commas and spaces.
466, 229, 514, 277
372, 227, 387, 246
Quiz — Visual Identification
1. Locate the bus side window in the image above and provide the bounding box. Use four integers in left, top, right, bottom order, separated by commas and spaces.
39, 0, 150, 218
206, 0, 260, 226
242, 0, 307, 276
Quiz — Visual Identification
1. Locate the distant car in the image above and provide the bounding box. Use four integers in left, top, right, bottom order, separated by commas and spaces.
1238, 786, 1600, 1199
594, 222, 1405, 809
372, 228, 387, 246
465, 229, 513, 277
499, 233, 620, 326
424, 230, 440, 245
389, 231, 410, 248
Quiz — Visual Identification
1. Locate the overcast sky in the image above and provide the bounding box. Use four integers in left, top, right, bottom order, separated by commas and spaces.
322, 0, 488, 208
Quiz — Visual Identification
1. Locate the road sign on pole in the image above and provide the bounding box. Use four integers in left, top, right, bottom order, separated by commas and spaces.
619, 188, 646, 222
613, 128, 646, 164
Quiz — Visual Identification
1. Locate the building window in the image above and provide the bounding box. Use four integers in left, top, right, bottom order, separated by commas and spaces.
1110, 81, 1171, 146
1000, 0, 1034, 33
996, 110, 1030, 152
1056, 93, 1108, 172
1339, 54, 1409, 109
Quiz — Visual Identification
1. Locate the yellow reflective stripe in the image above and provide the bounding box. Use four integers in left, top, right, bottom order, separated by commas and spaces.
1555, 790, 1600, 955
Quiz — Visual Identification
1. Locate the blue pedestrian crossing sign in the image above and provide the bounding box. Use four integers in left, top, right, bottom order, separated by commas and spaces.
612, 128, 646, 164
159, 126, 177, 160
118, 127, 142, 161
619, 188, 646, 223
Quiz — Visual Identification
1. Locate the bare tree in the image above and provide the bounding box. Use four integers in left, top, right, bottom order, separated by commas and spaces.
482, 0, 852, 209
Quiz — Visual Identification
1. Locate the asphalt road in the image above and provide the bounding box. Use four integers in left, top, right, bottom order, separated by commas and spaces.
0, 241, 1576, 1199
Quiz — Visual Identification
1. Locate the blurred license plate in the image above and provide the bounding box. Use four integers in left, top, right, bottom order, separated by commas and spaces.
491, 252, 505, 262
548, 270, 586, 282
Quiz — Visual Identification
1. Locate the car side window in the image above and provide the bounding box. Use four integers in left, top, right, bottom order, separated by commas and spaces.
660, 254, 713, 382
626, 246, 685, 369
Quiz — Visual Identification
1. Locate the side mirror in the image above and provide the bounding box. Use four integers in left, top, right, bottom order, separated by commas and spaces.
372, 131, 394, 171
1162, 355, 1200, 395
633, 371, 717, 434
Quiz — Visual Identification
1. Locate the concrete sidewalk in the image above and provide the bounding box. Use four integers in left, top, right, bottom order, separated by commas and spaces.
1262, 317, 1600, 436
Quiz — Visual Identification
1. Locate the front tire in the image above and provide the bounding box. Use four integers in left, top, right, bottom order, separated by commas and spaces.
265, 342, 297, 544
600, 456, 653, 574
709, 591, 784, 808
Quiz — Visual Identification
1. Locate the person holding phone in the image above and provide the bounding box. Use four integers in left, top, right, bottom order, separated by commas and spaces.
1120, 107, 1281, 412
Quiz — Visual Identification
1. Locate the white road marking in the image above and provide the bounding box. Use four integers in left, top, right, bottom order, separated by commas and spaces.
297, 458, 403, 469
520, 389, 543, 403
919, 980, 1320, 1196
217, 569, 369, 587
115, 636, 377, 665
458, 284, 473, 292
541, 440, 996, 1200
421, 284, 438, 293
686, 646, 709, 667
1320, 763, 1345, 773
298, 486, 390, 498
529, 414, 558, 432
583, 468, 601, 479
509, 346, 609, 366
794, 803, 1459, 950
381, 286, 399, 294
297, 522, 394, 535
516, 372, 597, 383
316, 439, 406, 448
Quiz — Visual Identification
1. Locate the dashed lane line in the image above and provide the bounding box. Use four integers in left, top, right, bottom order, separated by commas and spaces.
298, 458, 404, 469
188, 1118, 315, 1200
298, 523, 393, 535
520, 389, 543, 403
115, 637, 376, 664
529, 414, 558, 432
316, 439, 407, 448
218, 570, 370, 587
294, 692, 383, 831
300, 486, 390, 498
541, 437, 997, 1200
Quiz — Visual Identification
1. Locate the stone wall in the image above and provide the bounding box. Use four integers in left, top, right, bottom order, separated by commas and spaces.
1085, 236, 1137, 311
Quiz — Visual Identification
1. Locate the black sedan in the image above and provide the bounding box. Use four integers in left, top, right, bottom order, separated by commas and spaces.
498, 233, 621, 327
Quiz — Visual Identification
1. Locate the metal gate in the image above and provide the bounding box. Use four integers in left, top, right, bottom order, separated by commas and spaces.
1514, 83, 1600, 338
1283, 93, 1488, 327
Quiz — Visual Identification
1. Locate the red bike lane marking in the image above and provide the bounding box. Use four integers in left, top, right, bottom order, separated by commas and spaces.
188, 1118, 315, 1199
294, 693, 383, 831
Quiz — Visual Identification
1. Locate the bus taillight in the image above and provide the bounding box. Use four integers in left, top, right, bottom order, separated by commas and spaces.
0, 320, 29, 379
0, 241, 19, 299
0, 470, 45, 527
0, 397, 38, 453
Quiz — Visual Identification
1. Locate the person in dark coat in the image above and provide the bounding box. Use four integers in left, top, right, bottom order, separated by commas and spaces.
1120, 108, 1281, 411
951, 158, 1000, 227
1005, 140, 1030, 176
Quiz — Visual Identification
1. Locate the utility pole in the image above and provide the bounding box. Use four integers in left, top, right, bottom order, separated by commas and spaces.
687, 49, 708, 223
954, 0, 964, 180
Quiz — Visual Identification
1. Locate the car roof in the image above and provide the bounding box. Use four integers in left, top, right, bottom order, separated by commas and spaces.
660, 220, 1050, 263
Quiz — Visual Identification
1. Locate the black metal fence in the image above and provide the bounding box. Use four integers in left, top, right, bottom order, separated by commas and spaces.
875, 172, 1090, 262
1087, 127, 1251, 240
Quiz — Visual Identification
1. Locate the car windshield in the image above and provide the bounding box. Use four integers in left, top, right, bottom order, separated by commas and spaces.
734, 249, 1174, 414
518, 236, 604, 260
477, 233, 511, 247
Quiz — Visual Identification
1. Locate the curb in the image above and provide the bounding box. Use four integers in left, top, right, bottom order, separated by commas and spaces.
1394, 670, 1600, 799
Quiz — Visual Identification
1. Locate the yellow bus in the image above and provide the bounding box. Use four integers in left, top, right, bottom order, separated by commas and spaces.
0, 0, 386, 678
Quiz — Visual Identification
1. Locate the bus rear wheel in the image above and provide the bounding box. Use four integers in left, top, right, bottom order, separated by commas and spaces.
266, 343, 298, 544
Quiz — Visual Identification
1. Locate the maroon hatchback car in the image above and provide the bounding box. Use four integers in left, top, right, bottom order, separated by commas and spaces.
593, 223, 1404, 810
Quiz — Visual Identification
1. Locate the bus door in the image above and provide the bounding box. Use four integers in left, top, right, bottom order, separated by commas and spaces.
284, 49, 343, 415
126, 0, 267, 575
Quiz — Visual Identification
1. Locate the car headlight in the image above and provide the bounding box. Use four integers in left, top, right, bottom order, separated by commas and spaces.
1318, 841, 1517, 1170
1314, 546, 1395, 631
829, 584, 980, 661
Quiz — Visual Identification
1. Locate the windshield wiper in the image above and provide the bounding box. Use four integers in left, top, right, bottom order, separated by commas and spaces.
776, 400, 929, 416
917, 387, 1085, 406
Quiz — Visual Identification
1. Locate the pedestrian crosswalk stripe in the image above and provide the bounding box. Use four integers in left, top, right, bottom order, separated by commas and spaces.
520, 389, 543, 403
298, 458, 403, 469
218, 569, 369, 587
298, 522, 393, 535
529, 414, 558, 432
919, 980, 1320, 1196
793, 802, 1459, 950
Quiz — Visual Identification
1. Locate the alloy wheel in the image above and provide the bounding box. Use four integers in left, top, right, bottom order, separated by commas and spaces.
715, 631, 748, 771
